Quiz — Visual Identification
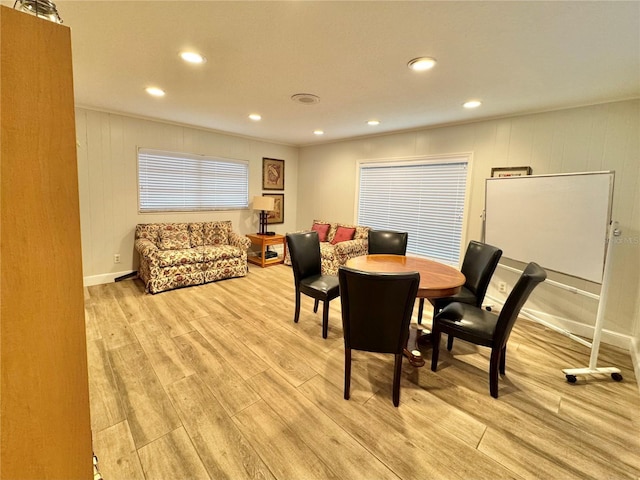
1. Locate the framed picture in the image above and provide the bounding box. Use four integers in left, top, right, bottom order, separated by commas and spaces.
262, 157, 285, 190
263, 194, 284, 224
491, 166, 533, 178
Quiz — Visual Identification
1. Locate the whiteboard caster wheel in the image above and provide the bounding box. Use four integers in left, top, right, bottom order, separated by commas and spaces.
566, 375, 577, 383
611, 372, 623, 382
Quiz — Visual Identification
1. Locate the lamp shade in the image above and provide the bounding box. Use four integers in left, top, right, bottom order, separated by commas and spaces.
253, 196, 275, 211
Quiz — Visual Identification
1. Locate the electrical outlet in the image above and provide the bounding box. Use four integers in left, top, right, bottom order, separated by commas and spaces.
114, 254, 121, 264
498, 281, 507, 293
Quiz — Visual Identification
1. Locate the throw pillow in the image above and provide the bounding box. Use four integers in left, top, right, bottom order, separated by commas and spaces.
158, 224, 190, 250
189, 223, 205, 247
311, 222, 331, 242
331, 226, 356, 245
203, 222, 229, 246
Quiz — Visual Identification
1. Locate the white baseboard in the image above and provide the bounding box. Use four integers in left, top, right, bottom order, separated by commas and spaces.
83, 271, 136, 287
524, 307, 632, 350
485, 294, 632, 350
487, 295, 640, 392
631, 337, 640, 395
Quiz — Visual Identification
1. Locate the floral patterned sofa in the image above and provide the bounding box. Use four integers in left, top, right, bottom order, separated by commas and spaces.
134, 221, 251, 294
284, 220, 370, 275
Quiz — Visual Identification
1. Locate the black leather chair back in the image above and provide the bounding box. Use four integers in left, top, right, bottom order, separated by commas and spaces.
495, 262, 547, 347
367, 230, 409, 256
287, 231, 322, 285
461, 240, 503, 306
339, 267, 419, 353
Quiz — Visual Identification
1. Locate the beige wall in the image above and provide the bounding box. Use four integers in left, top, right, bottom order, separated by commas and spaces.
75, 109, 299, 283
297, 100, 640, 347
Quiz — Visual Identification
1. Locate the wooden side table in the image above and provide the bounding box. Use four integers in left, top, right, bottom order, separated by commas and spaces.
246, 233, 287, 268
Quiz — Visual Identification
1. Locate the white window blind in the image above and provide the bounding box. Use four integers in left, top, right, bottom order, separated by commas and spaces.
138, 148, 249, 213
358, 158, 469, 264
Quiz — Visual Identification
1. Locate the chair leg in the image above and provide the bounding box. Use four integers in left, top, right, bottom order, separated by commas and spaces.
490, 347, 501, 398
344, 348, 351, 400
393, 353, 403, 407
417, 298, 424, 324
430, 331, 441, 371
313, 299, 319, 313
322, 300, 330, 339
499, 346, 506, 375
293, 290, 301, 323
447, 335, 454, 351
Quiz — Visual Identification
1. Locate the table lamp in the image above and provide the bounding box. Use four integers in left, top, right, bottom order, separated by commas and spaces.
253, 195, 275, 235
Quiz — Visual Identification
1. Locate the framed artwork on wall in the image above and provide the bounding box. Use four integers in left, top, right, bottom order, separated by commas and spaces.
491, 166, 533, 178
262, 157, 285, 190
264, 193, 284, 224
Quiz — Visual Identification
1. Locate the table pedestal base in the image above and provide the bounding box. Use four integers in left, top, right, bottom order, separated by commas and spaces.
403, 325, 434, 367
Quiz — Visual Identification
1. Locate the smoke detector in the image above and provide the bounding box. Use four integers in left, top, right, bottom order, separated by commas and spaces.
291, 93, 320, 105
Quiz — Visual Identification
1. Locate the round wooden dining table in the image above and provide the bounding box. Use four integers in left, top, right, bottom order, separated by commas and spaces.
345, 254, 466, 367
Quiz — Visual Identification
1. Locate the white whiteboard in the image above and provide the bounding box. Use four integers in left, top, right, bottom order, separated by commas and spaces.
484, 172, 614, 283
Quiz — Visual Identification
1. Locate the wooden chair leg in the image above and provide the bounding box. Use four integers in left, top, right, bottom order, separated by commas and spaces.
344, 348, 351, 400
490, 347, 501, 398
393, 353, 402, 407
417, 298, 425, 324
293, 290, 301, 323
313, 299, 319, 313
430, 331, 441, 371
322, 300, 330, 339
447, 335, 454, 351
499, 346, 506, 375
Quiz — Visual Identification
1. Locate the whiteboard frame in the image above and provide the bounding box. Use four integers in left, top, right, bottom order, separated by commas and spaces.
482, 171, 621, 383
483, 171, 614, 284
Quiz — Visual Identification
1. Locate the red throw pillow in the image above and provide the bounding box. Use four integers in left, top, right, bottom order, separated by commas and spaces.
331, 226, 356, 245
311, 223, 331, 242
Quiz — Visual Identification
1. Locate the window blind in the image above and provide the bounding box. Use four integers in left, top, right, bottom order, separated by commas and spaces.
138, 148, 249, 213
358, 158, 468, 264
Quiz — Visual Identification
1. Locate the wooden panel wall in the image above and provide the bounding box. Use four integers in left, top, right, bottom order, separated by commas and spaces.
0, 6, 92, 479
297, 100, 640, 345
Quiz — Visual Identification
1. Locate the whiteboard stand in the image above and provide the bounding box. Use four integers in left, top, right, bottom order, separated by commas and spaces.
562, 222, 623, 384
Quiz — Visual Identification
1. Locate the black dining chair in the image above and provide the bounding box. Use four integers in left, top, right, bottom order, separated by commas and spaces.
367, 230, 409, 255
418, 241, 502, 349
338, 266, 420, 407
431, 262, 546, 398
286, 231, 340, 339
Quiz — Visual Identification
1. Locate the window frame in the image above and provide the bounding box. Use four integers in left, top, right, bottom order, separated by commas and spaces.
137, 148, 249, 213
356, 153, 472, 265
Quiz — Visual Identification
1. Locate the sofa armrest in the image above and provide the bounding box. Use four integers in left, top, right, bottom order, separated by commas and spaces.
135, 238, 159, 265
333, 238, 369, 266
229, 231, 251, 250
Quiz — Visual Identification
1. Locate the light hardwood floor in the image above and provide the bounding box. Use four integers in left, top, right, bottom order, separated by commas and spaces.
86, 264, 640, 480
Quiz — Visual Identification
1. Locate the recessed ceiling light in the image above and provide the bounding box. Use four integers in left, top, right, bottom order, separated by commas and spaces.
180, 51, 206, 64
407, 57, 437, 71
145, 87, 165, 97
463, 100, 482, 109
367, 120, 380, 126
249, 113, 262, 121
313, 130, 324, 135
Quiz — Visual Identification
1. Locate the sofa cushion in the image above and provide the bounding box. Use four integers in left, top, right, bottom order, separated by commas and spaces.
331, 226, 356, 244
312, 222, 331, 242
135, 224, 160, 244
158, 224, 190, 250
156, 247, 203, 267
203, 221, 230, 246
189, 223, 205, 247
201, 244, 244, 262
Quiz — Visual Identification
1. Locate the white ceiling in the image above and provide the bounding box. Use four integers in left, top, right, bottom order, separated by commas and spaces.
43, 1, 640, 146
